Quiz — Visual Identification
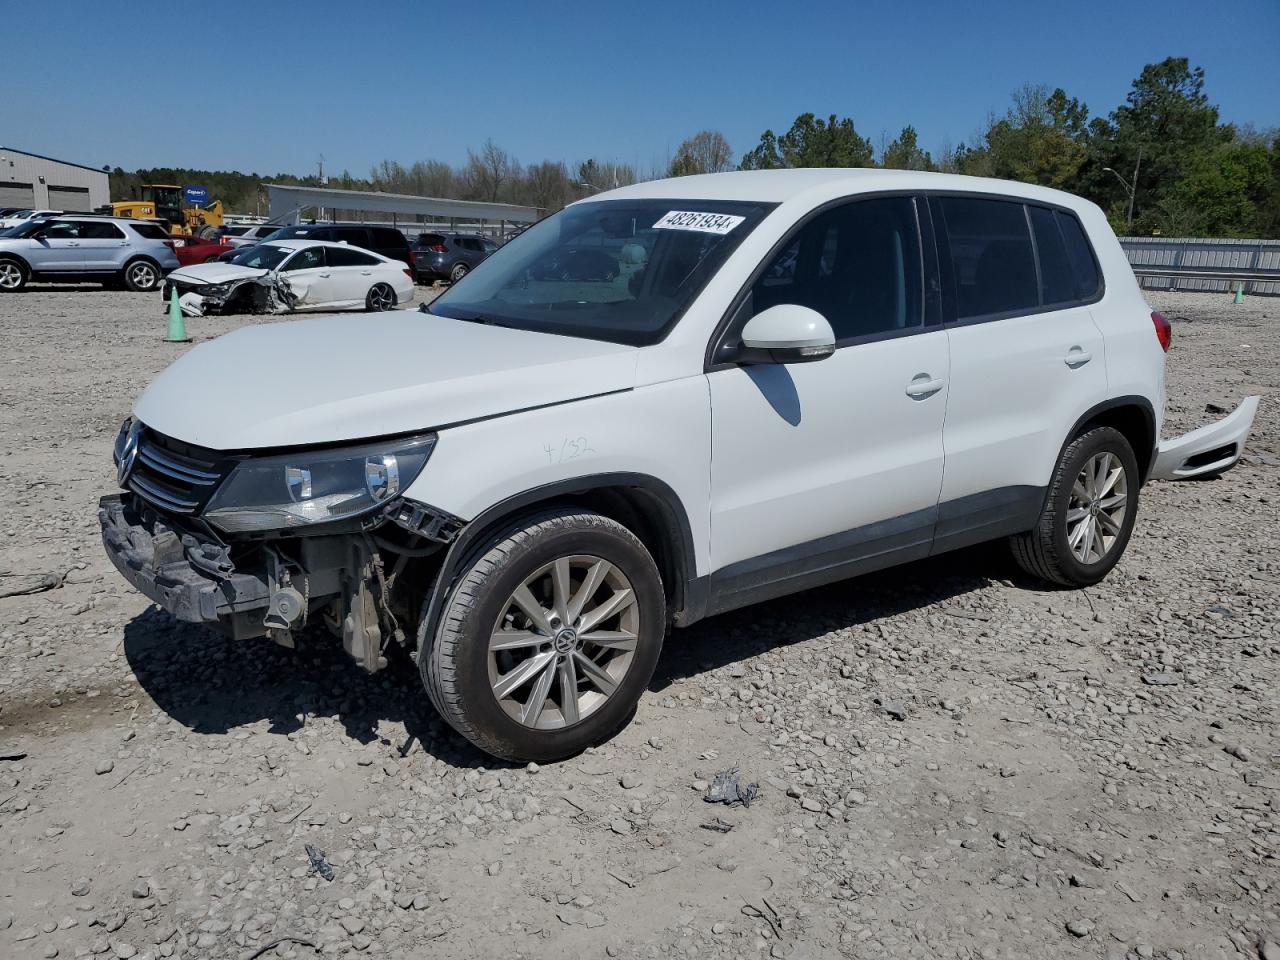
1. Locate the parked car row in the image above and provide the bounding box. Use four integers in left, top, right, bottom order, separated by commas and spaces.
0, 207, 62, 229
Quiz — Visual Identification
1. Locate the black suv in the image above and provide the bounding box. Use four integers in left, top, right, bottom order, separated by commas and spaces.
219, 223, 413, 268
412, 232, 499, 283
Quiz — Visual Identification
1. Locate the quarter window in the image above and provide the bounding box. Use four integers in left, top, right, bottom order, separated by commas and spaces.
751, 196, 923, 342
936, 196, 1039, 319
1056, 210, 1101, 300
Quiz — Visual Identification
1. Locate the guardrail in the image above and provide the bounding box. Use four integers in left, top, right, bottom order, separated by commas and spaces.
1121, 236, 1280, 296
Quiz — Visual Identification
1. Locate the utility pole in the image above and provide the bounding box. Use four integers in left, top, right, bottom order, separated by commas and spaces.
317, 154, 326, 221
1103, 145, 1142, 232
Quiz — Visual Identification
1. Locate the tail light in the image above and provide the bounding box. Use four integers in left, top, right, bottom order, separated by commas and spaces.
403, 268, 412, 279
430, 244, 447, 252
408, 250, 416, 267
1151, 311, 1172, 352
163, 239, 176, 252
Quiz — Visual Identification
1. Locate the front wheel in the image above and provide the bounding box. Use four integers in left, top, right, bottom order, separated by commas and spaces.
1010, 425, 1139, 587
420, 509, 665, 762
0, 257, 28, 292
365, 283, 395, 311
449, 262, 469, 283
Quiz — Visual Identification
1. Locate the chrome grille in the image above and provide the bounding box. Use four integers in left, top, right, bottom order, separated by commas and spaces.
126, 430, 228, 515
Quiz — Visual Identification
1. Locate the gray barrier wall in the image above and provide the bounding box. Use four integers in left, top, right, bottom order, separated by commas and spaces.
1121, 236, 1280, 295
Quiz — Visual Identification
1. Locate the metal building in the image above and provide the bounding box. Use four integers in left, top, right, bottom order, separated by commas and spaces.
0, 146, 110, 212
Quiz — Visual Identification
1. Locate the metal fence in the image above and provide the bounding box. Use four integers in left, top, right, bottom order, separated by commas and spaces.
1121, 236, 1280, 296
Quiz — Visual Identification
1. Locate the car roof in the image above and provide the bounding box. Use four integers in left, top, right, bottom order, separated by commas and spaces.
589, 168, 1097, 213
260, 239, 390, 255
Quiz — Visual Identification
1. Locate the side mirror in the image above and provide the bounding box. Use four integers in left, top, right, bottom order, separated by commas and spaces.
735, 304, 835, 364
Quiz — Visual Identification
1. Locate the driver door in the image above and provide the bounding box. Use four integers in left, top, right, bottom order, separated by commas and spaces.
277, 245, 336, 307
27, 220, 84, 272
706, 195, 949, 611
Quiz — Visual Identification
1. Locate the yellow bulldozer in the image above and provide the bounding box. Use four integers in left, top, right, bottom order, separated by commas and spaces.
107, 184, 225, 237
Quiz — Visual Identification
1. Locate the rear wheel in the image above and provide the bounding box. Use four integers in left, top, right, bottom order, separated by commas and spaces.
123, 259, 161, 292
0, 257, 28, 292
365, 283, 395, 311
449, 262, 469, 283
1010, 425, 1139, 587
420, 509, 665, 762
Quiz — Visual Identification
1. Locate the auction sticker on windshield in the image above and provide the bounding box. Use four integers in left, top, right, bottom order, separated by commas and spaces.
652, 211, 746, 235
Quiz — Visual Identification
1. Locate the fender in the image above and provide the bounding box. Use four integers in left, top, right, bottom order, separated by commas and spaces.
414, 472, 700, 656
1059, 394, 1157, 485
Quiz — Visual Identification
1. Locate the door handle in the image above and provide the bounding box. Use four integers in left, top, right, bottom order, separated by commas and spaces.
905, 375, 945, 399
1064, 346, 1093, 368
360, 270, 372, 275
318, 272, 331, 278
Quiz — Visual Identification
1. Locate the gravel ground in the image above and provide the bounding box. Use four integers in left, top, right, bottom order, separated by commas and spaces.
0, 287, 1277, 960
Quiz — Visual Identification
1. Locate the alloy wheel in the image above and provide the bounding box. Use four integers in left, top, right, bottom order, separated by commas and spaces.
368, 284, 394, 311
487, 555, 640, 730
0, 262, 23, 289
129, 263, 158, 289
1067, 451, 1128, 564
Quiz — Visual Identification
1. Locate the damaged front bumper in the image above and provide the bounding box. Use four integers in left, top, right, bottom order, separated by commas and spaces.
99, 492, 455, 672
1150, 396, 1260, 481
163, 273, 296, 317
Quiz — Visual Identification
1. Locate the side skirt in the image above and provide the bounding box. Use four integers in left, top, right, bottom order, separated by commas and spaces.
697, 485, 1045, 622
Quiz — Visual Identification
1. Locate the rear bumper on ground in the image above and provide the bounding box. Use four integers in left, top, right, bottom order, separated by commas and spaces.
1150, 396, 1260, 481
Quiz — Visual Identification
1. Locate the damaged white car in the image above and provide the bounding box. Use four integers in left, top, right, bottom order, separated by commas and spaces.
162, 239, 415, 316
103, 170, 1258, 763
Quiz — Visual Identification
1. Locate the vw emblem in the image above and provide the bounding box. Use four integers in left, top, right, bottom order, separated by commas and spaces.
117, 421, 142, 487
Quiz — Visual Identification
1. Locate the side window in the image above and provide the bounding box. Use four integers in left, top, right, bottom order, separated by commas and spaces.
751, 196, 923, 342
40, 221, 80, 239
1055, 211, 1101, 300
1027, 206, 1074, 306
372, 228, 403, 248
281, 247, 326, 271
937, 197, 1038, 319
482, 239, 499, 253
79, 222, 126, 239
326, 246, 379, 267
332, 228, 370, 247
129, 222, 171, 240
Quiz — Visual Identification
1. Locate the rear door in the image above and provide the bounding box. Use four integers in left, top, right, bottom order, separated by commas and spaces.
931, 195, 1108, 551
27, 220, 83, 272
77, 220, 130, 270
324, 245, 384, 303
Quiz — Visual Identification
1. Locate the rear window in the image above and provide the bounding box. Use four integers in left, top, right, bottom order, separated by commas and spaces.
128, 222, 170, 240
415, 233, 446, 247
936, 197, 1038, 320
221, 226, 250, 237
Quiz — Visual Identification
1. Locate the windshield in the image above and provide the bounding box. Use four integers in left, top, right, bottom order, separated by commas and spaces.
428, 199, 774, 345
230, 243, 292, 270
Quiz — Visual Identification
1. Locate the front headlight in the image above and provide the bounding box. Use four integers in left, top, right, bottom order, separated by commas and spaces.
204, 435, 436, 533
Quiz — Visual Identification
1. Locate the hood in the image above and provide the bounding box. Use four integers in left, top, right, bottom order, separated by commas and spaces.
133, 312, 639, 450
167, 262, 268, 285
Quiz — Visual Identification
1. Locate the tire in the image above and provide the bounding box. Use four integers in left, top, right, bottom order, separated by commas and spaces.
202, 255, 220, 263
122, 259, 161, 292
420, 508, 666, 762
365, 283, 395, 311
1010, 425, 1139, 587
0, 257, 28, 292
449, 262, 469, 283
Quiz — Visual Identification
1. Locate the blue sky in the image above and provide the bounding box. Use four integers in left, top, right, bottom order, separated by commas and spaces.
2, 0, 1277, 177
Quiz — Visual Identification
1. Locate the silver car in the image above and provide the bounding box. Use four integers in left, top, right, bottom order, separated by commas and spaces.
0, 215, 180, 292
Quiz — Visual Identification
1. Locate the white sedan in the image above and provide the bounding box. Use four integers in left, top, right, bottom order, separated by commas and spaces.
164, 239, 415, 315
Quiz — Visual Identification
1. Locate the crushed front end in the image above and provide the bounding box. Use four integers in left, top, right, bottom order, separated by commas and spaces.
100, 420, 460, 671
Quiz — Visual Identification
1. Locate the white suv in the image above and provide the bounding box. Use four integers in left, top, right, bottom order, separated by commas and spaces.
100, 170, 1258, 762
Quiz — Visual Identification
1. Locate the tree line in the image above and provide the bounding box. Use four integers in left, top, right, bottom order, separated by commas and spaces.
110, 57, 1278, 238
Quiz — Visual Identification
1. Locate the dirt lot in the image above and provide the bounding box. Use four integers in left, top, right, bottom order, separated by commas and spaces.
0, 286, 1277, 960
